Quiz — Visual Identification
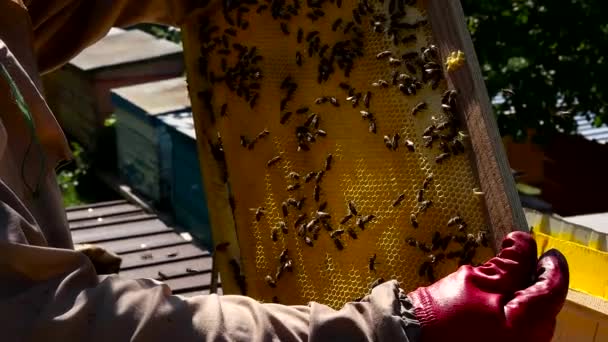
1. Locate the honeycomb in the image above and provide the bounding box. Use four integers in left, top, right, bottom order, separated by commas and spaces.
182, 0, 495, 308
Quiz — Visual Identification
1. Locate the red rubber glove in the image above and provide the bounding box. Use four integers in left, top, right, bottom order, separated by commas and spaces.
408, 231, 569, 342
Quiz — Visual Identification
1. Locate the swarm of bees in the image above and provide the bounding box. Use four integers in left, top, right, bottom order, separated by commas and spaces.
191, 0, 488, 298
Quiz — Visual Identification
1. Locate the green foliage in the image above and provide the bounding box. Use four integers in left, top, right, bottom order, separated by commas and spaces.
57, 142, 89, 206
461, 0, 608, 141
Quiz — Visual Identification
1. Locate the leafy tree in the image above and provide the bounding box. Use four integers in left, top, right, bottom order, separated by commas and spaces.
461, 0, 608, 142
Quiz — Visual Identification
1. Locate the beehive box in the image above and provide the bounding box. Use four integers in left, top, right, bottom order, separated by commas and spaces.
43, 28, 184, 150
157, 111, 214, 249
525, 209, 608, 341
111, 78, 190, 205
181, 0, 527, 307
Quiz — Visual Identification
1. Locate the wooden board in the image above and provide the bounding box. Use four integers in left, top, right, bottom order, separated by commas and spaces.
424, 0, 528, 249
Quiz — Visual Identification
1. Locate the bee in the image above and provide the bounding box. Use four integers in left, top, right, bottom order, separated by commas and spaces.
279, 221, 288, 234
313, 185, 320, 202
332, 18, 343, 31
418, 243, 431, 253
330, 229, 345, 238
477, 230, 489, 247
186, 267, 199, 273
296, 198, 306, 210
281, 202, 289, 217
318, 201, 328, 211
406, 237, 418, 247
313, 9, 325, 17
422, 136, 434, 148
251, 207, 266, 221
240, 136, 249, 148
315, 170, 325, 183
288, 172, 300, 180
405, 140, 415, 152
435, 153, 450, 164
410, 213, 419, 228
304, 113, 318, 127
317, 128, 326, 136
286, 198, 299, 207
352, 8, 362, 24
426, 265, 436, 283
325, 154, 333, 171
392, 193, 405, 207
339, 82, 351, 91
265, 275, 277, 288
447, 215, 463, 227
280, 111, 293, 124
283, 259, 293, 272
418, 261, 431, 277
435, 253, 445, 263
316, 211, 331, 220
215, 242, 230, 252
304, 236, 314, 247
431, 231, 441, 248
295, 106, 310, 114
441, 235, 452, 250
279, 249, 289, 263
157, 271, 168, 280
348, 201, 358, 215
401, 34, 417, 44
287, 183, 301, 191
369, 120, 377, 134
458, 223, 467, 232
347, 228, 358, 239
423, 174, 433, 189
294, 214, 307, 228
280, 22, 290, 35
388, 57, 402, 67
220, 103, 228, 117
267, 156, 282, 167
392, 133, 400, 150
360, 110, 373, 119
296, 52, 303, 66
271, 228, 279, 242
372, 80, 389, 88
383, 135, 393, 149
315, 97, 328, 104
304, 171, 317, 183
411, 102, 427, 116
417, 189, 424, 202
343, 20, 354, 34
329, 96, 339, 106
368, 254, 377, 271
451, 139, 465, 154
224, 28, 237, 36
419, 200, 432, 213
340, 214, 353, 224
297, 224, 307, 236
435, 121, 450, 131
363, 91, 371, 108
306, 218, 320, 232
423, 124, 436, 137
296, 28, 304, 43
370, 277, 384, 289
376, 50, 392, 59
306, 31, 319, 41
333, 238, 344, 250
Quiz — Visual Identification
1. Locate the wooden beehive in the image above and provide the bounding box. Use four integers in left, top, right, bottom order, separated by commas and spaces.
43, 28, 184, 150
157, 111, 213, 249
111, 77, 190, 206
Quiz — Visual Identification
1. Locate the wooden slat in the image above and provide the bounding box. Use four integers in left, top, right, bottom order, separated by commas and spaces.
66, 202, 141, 221
69, 213, 157, 230
94, 232, 190, 254
120, 244, 210, 269
119, 256, 213, 280
65, 200, 129, 213
425, 0, 527, 250
71, 219, 171, 244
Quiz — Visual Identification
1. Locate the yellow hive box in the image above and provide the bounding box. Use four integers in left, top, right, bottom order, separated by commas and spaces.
525, 209, 608, 341
181, 0, 526, 308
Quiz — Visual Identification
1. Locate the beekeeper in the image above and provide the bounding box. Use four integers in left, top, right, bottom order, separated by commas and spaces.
0, 1, 568, 341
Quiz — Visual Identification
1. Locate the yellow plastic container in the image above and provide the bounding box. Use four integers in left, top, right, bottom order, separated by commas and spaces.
525, 209, 608, 341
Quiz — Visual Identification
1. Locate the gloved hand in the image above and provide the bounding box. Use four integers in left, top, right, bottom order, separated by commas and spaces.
408, 231, 569, 342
